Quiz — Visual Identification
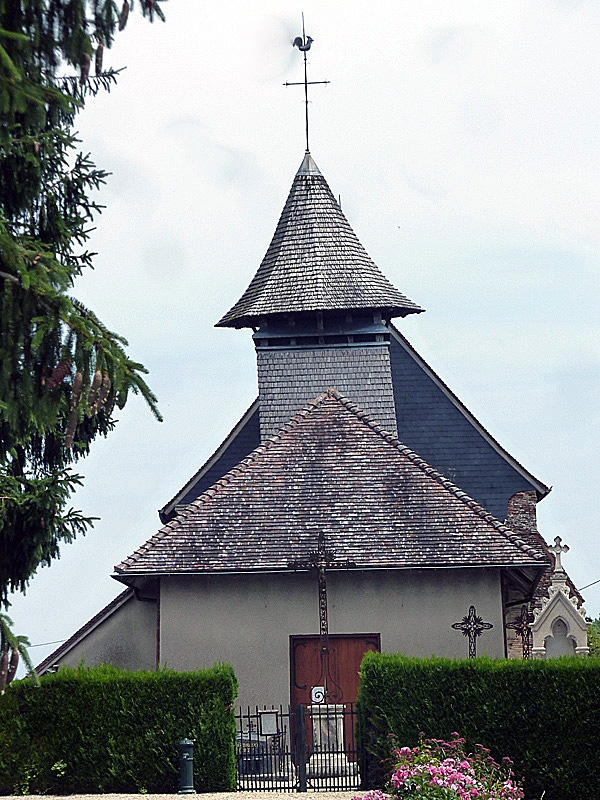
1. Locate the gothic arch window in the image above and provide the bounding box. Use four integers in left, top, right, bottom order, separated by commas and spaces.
544, 617, 576, 658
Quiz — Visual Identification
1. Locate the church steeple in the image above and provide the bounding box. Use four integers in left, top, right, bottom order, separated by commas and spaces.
214, 20, 427, 440
217, 152, 423, 329
217, 152, 422, 441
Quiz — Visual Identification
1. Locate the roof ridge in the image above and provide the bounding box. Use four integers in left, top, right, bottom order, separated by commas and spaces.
114, 392, 341, 571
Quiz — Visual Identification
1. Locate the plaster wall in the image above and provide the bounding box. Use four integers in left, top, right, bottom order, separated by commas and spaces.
160, 568, 504, 708
56, 595, 157, 671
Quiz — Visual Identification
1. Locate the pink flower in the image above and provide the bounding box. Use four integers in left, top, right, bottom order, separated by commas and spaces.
384, 732, 523, 800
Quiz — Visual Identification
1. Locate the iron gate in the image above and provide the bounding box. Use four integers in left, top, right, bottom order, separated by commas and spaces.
236, 704, 363, 791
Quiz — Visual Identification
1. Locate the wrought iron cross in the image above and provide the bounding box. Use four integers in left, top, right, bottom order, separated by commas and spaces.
289, 531, 355, 703
550, 536, 569, 572
506, 604, 534, 659
284, 13, 330, 153
452, 605, 493, 658
288, 530, 354, 636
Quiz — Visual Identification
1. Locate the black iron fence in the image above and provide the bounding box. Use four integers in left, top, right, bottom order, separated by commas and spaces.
235, 703, 362, 792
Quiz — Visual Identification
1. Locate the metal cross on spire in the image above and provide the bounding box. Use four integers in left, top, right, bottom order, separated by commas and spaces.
284, 13, 330, 153
452, 605, 494, 658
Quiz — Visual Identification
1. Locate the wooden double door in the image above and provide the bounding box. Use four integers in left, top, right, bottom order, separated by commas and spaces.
290, 633, 380, 709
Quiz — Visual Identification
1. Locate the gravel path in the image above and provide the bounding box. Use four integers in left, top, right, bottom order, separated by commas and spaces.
8, 794, 362, 800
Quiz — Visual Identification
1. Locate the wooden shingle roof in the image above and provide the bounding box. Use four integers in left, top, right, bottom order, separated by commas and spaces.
216, 152, 423, 328
114, 391, 546, 581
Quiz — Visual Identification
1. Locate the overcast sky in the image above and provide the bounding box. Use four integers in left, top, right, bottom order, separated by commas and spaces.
10, 0, 600, 671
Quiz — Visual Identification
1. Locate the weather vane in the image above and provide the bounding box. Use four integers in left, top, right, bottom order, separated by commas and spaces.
284, 13, 329, 153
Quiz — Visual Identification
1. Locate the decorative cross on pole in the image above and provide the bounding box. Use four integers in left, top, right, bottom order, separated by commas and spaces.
506, 604, 534, 659
284, 13, 330, 153
288, 530, 354, 637
289, 531, 355, 702
452, 605, 493, 658
550, 536, 569, 572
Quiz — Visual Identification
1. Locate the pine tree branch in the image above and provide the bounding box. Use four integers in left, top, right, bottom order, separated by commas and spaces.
0, 0, 166, 608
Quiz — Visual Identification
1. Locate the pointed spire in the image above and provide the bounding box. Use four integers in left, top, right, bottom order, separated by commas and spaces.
296, 150, 321, 176
217, 153, 423, 328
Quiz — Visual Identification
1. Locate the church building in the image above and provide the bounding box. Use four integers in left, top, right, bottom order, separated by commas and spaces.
37, 148, 589, 708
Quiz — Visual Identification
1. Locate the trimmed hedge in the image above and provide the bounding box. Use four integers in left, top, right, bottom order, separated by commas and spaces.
357, 653, 600, 800
0, 663, 237, 795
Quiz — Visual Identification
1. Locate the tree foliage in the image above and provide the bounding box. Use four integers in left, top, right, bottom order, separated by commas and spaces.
588, 617, 600, 657
0, 611, 37, 690
0, 0, 165, 607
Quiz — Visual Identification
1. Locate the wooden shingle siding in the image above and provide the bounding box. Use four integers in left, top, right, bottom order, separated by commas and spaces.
257, 344, 397, 439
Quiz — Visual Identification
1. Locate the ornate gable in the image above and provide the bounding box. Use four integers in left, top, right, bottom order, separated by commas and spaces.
530, 538, 590, 657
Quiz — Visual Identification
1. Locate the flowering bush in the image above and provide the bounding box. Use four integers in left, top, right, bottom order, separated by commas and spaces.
355, 733, 524, 800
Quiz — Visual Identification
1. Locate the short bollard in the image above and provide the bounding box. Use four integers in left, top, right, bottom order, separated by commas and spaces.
178, 738, 196, 794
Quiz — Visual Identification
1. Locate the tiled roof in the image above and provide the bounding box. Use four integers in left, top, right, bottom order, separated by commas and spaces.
216, 152, 423, 328
115, 391, 546, 580
156, 327, 550, 526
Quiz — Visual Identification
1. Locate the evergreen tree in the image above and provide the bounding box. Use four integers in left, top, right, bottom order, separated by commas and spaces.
0, 0, 165, 607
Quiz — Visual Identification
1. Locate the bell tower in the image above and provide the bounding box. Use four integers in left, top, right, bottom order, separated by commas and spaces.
216, 151, 423, 440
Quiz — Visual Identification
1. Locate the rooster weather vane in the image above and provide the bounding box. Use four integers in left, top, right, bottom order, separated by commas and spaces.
284, 13, 329, 152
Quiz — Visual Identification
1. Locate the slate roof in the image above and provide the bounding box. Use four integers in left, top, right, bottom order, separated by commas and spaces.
158, 400, 260, 523
216, 152, 423, 328
389, 326, 550, 519
115, 391, 546, 581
